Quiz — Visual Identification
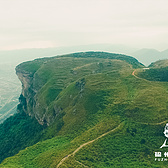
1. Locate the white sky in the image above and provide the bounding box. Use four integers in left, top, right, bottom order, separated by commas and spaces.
0, 0, 168, 51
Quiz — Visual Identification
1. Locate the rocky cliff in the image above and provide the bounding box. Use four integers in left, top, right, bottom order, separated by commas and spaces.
15, 58, 57, 126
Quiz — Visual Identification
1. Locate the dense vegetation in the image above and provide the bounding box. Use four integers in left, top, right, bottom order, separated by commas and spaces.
0, 52, 168, 167
63, 52, 144, 68
74, 121, 164, 168
137, 67, 168, 82
0, 111, 44, 163
137, 60, 168, 82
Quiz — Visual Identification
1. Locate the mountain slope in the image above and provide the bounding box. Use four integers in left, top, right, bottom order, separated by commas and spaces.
1, 52, 168, 167
136, 60, 168, 82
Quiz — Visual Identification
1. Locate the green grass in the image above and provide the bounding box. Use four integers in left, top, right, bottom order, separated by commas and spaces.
74, 121, 166, 168
0, 111, 44, 163
1, 52, 168, 167
137, 59, 168, 82
0, 136, 72, 168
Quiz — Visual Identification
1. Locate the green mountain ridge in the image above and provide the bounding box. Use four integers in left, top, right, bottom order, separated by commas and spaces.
136, 60, 168, 82
0, 52, 168, 167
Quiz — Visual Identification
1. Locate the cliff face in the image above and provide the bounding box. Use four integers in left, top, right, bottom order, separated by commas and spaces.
16, 70, 36, 119
15, 58, 58, 126
16, 69, 58, 126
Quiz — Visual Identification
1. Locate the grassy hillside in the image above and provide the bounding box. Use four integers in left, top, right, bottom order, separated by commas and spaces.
1, 52, 168, 167
0, 111, 44, 163
137, 60, 168, 82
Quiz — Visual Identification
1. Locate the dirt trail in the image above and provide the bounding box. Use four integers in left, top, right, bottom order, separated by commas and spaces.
136, 120, 168, 126
73, 63, 93, 71
56, 123, 122, 168
57, 68, 162, 167
132, 69, 145, 80
132, 69, 139, 79
132, 68, 151, 82
132, 69, 168, 126
75, 160, 88, 168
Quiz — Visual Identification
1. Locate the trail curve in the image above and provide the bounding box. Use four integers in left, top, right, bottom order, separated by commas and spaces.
57, 123, 122, 168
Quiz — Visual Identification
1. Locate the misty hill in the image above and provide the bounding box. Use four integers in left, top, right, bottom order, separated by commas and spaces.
162, 49, 168, 57
0, 52, 168, 167
1, 44, 168, 67
132, 48, 168, 66
0, 64, 21, 123
0, 44, 137, 65
1, 44, 168, 69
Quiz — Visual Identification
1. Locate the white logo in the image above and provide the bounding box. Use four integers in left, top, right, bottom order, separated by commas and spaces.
160, 123, 168, 148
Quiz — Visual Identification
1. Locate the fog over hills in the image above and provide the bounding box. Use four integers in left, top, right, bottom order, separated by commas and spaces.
0, 44, 137, 65
0, 44, 168, 67
132, 48, 168, 66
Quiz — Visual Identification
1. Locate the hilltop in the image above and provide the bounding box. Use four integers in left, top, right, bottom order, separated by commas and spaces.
0, 52, 168, 167
15, 52, 143, 126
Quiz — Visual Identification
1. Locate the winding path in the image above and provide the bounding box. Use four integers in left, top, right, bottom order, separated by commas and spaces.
57, 67, 166, 167
56, 123, 122, 168
136, 120, 168, 126
132, 69, 140, 79
132, 68, 168, 126
132, 68, 150, 81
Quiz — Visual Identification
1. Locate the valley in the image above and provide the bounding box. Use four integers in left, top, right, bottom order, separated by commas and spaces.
0, 64, 21, 123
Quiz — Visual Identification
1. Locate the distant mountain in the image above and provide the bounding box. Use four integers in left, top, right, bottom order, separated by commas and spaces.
162, 49, 168, 57
0, 44, 138, 65
132, 48, 168, 66
71, 44, 138, 54
0, 44, 168, 68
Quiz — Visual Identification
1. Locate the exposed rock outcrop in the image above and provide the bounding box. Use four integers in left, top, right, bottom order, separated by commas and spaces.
15, 62, 58, 126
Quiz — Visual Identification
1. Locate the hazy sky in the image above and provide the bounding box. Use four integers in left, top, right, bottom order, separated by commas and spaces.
0, 0, 168, 51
